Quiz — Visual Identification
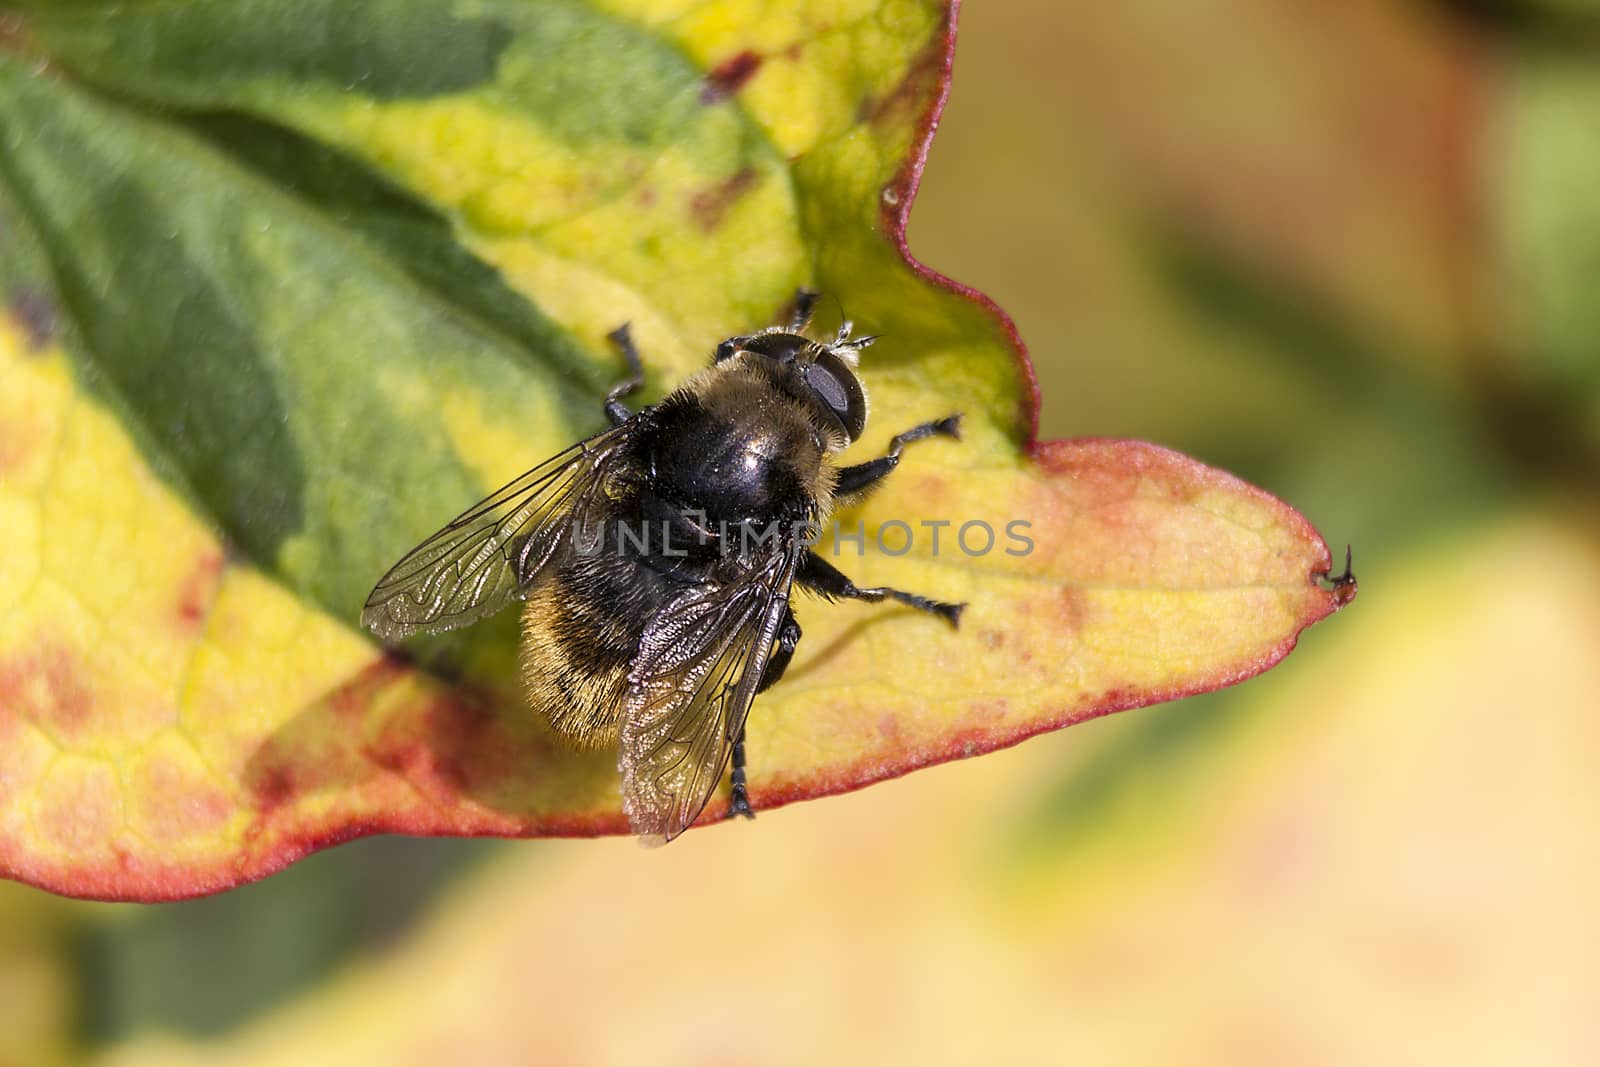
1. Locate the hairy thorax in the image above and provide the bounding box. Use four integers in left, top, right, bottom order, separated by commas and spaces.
642, 364, 839, 531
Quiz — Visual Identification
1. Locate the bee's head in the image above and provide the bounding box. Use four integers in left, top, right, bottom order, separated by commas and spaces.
736, 323, 874, 442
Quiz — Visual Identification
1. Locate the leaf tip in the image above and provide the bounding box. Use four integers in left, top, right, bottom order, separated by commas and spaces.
1318, 543, 1360, 610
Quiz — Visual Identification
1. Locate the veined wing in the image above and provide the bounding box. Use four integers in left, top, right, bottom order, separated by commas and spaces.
619, 540, 802, 842
361, 426, 631, 641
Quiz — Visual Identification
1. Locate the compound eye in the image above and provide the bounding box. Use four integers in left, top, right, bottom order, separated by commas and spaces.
738, 332, 809, 363
804, 350, 867, 441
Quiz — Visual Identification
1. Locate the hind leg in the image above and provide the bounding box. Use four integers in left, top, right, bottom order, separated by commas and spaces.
728, 608, 802, 820
800, 552, 964, 627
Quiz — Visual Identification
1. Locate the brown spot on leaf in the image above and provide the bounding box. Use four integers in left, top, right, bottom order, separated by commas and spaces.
699, 49, 762, 104
690, 166, 760, 232
1098, 687, 1133, 711
363, 688, 524, 801
249, 761, 298, 818
1058, 584, 1087, 638
244, 655, 547, 842
245, 658, 416, 823
245, 715, 362, 831
328, 654, 407, 722
175, 552, 225, 630
856, 36, 943, 128
0, 642, 95, 737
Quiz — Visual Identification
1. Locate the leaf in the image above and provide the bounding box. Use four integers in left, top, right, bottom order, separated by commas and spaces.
0, 1, 1349, 901
91, 519, 1595, 1067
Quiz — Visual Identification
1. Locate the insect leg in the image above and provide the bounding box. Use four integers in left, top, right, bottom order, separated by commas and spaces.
788, 288, 820, 331
728, 723, 755, 820
757, 608, 802, 694
727, 610, 800, 822
834, 414, 962, 496
714, 335, 751, 363
799, 552, 964, 627
604, 323, 646, 426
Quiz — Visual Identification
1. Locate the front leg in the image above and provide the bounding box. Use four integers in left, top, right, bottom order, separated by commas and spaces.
603, 324, 646, 426
714, 334, 751, 363
835, 415, 962, 496
787, 287, 819, 331
799, 552, 964, 627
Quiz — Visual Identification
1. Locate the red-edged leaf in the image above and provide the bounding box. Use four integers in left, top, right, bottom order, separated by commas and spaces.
0, 0, 1350, 900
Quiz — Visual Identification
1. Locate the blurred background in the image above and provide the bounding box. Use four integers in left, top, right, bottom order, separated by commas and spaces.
5, 1, 1598, 1063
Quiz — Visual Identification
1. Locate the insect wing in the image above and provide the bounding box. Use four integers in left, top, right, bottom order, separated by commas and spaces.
619, 541, 801, 841
361, 427, 630, 640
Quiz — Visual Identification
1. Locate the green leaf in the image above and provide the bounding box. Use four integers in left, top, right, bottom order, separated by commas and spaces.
0, 1, 1347, 901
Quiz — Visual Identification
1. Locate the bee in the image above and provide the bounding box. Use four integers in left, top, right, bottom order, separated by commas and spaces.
361, 291, 964, 841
